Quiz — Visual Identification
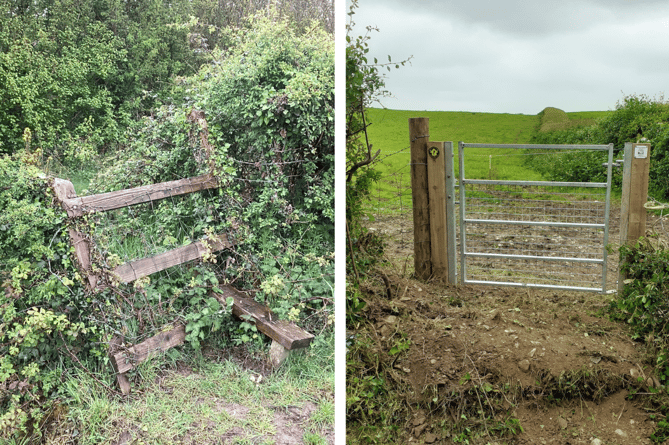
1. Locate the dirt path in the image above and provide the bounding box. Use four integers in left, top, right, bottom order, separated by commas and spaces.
352, 211, 669, 444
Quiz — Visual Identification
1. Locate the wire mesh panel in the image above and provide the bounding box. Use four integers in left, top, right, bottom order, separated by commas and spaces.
457, 142, 614, 292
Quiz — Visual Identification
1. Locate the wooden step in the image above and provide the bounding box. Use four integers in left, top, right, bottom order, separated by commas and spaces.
213, 285, 314, 351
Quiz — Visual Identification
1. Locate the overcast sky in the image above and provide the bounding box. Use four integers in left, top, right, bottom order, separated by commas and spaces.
347, 0, 669, 114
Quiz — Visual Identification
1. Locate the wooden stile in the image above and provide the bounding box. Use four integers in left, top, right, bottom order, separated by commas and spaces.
54, 171, 314, 393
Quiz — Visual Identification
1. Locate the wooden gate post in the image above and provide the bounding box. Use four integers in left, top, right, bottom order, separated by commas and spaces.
409, 118, 431, 280
618, 141, 651, 293
426, 141, 448, 282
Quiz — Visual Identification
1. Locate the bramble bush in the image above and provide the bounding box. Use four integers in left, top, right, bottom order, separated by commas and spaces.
0, 153, 104, 439
89, 13, 334, 339
610, 240, 669, 443
610, 240, 669, 381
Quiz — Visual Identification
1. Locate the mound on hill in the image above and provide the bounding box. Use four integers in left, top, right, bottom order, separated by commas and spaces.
538, 106, 599, 132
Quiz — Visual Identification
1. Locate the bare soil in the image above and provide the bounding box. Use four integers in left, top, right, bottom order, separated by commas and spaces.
352, 211, 669, 444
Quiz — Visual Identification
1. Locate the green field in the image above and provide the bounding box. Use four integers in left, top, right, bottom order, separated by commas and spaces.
363, 107, 612, 214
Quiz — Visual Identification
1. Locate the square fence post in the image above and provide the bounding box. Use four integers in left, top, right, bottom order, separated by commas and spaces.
618, 142, 651, 293
427, 141, 448, 282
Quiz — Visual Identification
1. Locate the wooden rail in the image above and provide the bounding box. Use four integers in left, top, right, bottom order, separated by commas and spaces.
113, 234, 232, 283
213, 286, 314, 351
57, 174, 219, 217
52, 174, 314, 394
112, 325, 186, 375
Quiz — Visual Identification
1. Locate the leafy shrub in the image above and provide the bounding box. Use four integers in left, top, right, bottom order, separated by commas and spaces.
0, 153, 104, 439
531, 95, 669, 198
610, 240, 669, 381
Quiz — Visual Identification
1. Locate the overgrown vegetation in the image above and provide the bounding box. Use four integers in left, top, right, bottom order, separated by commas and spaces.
345, 0, 400, 297
611, 239, 669, 381
345, 1, 412, 441
608, 237, 669, 443
0, 7, 333, 442
0, 0, 333, 165
531, 95, 669, 199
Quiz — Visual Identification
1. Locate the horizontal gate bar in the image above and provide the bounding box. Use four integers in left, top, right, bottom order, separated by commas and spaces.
464, 279, 603, 292
462, 179, 607, 188
464, 251, 603, 263
461, 143, 611, 150
464, 218, 605, 229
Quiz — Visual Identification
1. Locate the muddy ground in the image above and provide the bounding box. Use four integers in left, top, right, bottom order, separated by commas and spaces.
351, 210, 669, 444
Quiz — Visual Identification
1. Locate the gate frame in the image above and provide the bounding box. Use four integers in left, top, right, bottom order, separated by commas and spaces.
456, 141, 614, 292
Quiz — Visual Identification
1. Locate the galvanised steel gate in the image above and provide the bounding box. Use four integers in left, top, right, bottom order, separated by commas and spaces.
457, 142, 614, 292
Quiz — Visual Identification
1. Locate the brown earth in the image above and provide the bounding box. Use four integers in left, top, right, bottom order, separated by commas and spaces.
351, 211, 669, 445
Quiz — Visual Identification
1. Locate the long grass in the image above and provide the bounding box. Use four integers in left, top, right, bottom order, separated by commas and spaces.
46, 333, 334, 444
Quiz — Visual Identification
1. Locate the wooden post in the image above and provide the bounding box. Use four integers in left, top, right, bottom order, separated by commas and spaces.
52, 178, 97, 288
426, 141, 448, 282
409, 118, 431, 280
618, 142, 651, 293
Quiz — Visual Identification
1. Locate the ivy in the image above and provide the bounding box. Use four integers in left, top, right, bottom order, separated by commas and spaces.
0, 153, 102, 440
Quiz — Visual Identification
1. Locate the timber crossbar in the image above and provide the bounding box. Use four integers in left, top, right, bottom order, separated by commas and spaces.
56, 174, 219, 217
52, 174, 314, 394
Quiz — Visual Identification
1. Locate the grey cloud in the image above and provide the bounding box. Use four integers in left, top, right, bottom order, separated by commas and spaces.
353, 0, 669, 37
348, 0, 669, 113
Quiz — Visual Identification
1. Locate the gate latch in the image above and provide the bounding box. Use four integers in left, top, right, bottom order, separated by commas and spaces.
602, 159, 624, 168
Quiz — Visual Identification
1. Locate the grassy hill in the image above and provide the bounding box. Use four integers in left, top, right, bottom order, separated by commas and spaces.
362, 107, 612, 215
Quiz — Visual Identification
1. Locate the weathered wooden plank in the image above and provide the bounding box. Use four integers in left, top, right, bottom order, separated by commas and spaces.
409, 118, 431, 281
52, 178, 97, 287
60, 174, 219, 217
213, 286, 314, 350
112, 325, 186, 374
109, 336, 132, 395
113, 234, 233, 283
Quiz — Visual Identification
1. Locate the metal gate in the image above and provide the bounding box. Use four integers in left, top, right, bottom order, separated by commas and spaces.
456, 142, 614, 292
